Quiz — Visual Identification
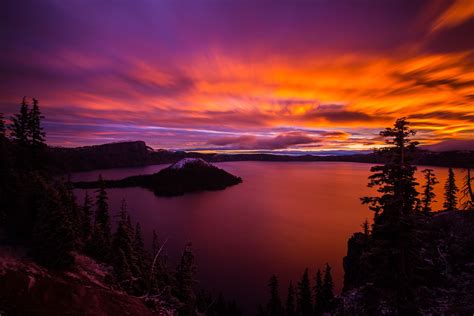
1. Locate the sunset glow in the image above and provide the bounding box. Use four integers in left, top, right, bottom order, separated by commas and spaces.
1, 0, 473, 152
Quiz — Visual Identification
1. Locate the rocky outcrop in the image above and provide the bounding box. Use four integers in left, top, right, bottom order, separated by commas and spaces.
0, 249, 163, 315
337, 210, 474, 315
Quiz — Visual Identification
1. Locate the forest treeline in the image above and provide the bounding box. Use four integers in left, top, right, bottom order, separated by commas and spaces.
259, 118, 474, 315
258, 264, 335, 316
0, 99, 241, 315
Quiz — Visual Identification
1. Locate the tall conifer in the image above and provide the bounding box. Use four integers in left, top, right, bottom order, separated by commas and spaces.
175, 243, 197, 316
10, 97, 30, 145
267, 275, 283, 316
443, 168, 458, 211
112, 200, 134, 285
361, 219, 370, 240
314, 269, 323, 315
286, 281, 296, 316
322, 264, 334, 310
82, 191, 93, 242
421, 169, 438, 214
90, 175, 111, 261
461, 168, 474, 210
29, 98, 46, 147
32, 186, 75, 268
360, 118, 421, 310
297, 268, 313, 316
361, 118, 419, 220
133, 222, 148, 278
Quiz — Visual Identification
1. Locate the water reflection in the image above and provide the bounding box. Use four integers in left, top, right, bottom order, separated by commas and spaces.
72, 161, 457, 313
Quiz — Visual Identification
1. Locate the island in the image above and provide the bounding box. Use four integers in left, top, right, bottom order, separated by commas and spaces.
74, 158, 243, 196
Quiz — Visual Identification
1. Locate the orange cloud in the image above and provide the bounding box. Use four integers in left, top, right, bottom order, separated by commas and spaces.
431, 0, 474, 32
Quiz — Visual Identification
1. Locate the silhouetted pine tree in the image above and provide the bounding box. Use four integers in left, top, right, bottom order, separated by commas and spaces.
126, 214, 134, 239
361, 117, 419, 220
10, 97, 30, 146
421, 169, 438, 214
133, 222, 149, 284
32, 185, 75, 268
112, 200, 134, 285
62, 177, 82, 245
313, 269, 323, 315
81, 191, 93, 242
360, 118, 421, 313
175, 243, 197, 316
461, 168, 474, 210
443, 168, 458, 211
286, 281, 296, 316
297, 268, 313, 316
361, 219, 370, 240
321, 264, 334, 311
267, 275, 283, 316
90, 175, 112, 261
28, 98, 45, 147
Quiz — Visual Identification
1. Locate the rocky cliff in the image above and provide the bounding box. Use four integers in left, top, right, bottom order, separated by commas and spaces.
338, 210, 474, 315
0, 248, 173, 315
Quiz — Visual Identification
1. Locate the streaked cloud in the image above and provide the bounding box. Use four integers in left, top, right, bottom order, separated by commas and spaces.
207, 132, 322, 150
431, 0, 474, 32
0, 0, 473, 152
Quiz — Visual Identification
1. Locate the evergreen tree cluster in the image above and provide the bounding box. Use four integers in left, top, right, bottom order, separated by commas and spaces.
357, 118, 472, 313
1, 99, 241, 315
196, 290, 242, 316
259, 265, 334, 316
258, 118, 473, 315
461, 168, 474, 210
361, 118, 420, 220
8, 97, 45, 147
420, 169, 439, 214
76, 179, 211, 314
443, 168, 458, 211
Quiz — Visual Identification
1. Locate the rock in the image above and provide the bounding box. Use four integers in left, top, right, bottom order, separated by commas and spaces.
0, 249, 156, 315
336, 210, 474, 314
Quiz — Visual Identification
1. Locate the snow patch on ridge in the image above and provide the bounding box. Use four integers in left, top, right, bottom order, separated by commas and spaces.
169, 158, 212, 170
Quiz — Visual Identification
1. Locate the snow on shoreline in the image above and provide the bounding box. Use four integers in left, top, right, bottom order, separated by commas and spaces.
169, 158, 212, 170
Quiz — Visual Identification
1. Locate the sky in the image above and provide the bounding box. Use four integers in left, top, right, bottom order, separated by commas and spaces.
1, 0, 474, 153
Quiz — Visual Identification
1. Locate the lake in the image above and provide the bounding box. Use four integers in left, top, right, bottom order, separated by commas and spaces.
71, 161, 456, 313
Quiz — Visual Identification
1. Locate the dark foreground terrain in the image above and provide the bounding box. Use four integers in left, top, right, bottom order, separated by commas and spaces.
2, 210, 473, 315
0, 249, 156, 315
339, 210, 474, 315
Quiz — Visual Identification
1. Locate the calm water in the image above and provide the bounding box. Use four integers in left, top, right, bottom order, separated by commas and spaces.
72, 161, 456, 313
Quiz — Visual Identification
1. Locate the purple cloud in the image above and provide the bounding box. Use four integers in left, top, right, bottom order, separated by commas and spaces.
207, 132, 321, 150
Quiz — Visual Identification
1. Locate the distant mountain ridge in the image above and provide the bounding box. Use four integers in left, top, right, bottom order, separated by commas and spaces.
48, 141, 153, 172
47, 140, 474, 173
